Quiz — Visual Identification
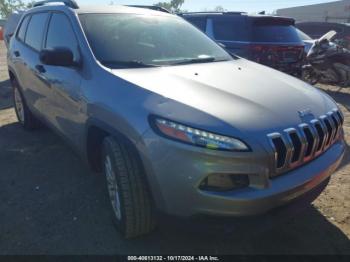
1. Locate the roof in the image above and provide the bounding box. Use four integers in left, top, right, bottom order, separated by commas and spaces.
28, 3, 173, 17
77, 5, 172, 16
180, 11, 247, 16
181, 12, 295, 24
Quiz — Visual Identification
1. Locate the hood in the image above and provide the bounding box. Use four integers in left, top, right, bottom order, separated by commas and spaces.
112, 59, 337, 135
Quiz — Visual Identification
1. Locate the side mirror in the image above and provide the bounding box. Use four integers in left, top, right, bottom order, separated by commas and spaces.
39, 47, 75, 67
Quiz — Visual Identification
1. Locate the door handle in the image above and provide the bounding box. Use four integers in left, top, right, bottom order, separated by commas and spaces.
14, 51, 20, 57
35, 64, 46, 74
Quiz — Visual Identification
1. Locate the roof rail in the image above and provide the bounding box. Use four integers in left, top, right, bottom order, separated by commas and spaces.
180, 11, 247, 15
127, 5, 171, 13
33, 0, 79, 9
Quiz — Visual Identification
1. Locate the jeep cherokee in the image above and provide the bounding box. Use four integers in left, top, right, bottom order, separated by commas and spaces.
7, 0, 345, 238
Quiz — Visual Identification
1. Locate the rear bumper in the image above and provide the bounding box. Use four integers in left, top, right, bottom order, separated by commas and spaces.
141, 129, 345, 217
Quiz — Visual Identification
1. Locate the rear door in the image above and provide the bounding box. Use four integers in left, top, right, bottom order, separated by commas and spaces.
15, 12, 50, 116
10, 14, 30, 86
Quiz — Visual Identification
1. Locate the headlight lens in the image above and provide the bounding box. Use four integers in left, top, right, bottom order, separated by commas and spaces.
151, 117, 250, 152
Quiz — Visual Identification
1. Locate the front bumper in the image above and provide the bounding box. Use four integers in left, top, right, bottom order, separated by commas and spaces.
140, 130, 345, 217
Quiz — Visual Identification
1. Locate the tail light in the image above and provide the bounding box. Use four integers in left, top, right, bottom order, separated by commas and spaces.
248, 44, 304, 63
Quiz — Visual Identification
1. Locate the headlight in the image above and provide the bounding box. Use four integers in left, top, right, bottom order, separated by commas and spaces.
151, 116, 250, 152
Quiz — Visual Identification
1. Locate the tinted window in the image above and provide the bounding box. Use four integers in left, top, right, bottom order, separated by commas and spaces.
79, 14, 232, 68
186, 16, 207, 32
253, 25, 301, 42
212, 16, 250, 41
25, 13, 49, 51
46, 13, 79, 60
17, 15, 30, 42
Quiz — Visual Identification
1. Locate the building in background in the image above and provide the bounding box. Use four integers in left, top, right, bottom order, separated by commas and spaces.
277, 0, 350, 23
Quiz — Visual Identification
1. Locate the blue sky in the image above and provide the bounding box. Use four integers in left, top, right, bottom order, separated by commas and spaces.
73, 0, 339, 12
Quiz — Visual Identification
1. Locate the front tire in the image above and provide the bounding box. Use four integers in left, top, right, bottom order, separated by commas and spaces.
102, 136, 156, 238
12, 80, 40, 130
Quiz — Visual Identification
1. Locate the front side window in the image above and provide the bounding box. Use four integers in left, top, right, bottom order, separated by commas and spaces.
45, 13, 79, 60
17, 15, 30, 42
79, 13, 232, 68
25, 13, 49, 51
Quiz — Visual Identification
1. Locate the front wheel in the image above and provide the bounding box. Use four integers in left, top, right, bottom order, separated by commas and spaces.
102, 136, 156, 238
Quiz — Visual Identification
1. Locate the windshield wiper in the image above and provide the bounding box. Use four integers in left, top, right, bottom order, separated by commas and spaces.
100, 60, 159, 68
171, 57, 227, 65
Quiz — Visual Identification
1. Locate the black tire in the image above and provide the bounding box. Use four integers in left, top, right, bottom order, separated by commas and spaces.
12, 79, 41, 130
102, 136, 156, 238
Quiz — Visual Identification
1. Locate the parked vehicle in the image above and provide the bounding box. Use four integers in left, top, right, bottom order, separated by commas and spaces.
296, 22, 350, 49
302, 30, 350, 86
8, 0, 345, 238
0, 19, 6, 41
3, 11, 23, 48
181, 12, 305, 76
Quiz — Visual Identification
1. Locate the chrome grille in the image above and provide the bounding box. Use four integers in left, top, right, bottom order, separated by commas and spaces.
268, 109, 344, 177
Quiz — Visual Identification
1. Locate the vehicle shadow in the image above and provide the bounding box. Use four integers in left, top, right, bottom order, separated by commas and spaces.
0, 121, 349, 255
0, 79, 12, 110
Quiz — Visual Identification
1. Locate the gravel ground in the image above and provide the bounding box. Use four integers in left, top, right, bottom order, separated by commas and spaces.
0, 41, 349, 255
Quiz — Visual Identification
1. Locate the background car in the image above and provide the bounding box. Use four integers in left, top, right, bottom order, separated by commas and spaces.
181, 12, 305, 76
0, 19, 6, 41
296, 22, 350, 49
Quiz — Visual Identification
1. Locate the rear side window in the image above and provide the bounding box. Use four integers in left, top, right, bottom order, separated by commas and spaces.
186, 16, 207, 32
17, 15, 30, 42
212, 16, 250, 41
45, 13, 79, 60
25, 13, 49, 51
253, 25, 302, 43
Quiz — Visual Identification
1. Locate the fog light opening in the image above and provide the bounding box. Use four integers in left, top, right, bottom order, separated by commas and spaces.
199, 174, 250, 192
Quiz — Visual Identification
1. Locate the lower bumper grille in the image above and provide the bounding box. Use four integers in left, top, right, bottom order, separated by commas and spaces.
268, 109, 344, 176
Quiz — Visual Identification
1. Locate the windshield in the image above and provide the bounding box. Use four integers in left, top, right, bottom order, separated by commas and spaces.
79, 14, 233, 68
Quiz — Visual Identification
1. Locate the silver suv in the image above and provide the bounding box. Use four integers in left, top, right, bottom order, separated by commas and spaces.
7, 0, 345, 238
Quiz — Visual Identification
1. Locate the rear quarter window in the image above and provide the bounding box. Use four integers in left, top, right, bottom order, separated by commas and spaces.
25, 13, 49, 51
212, 16, 250, 41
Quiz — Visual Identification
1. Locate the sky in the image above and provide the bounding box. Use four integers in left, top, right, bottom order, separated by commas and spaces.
72, 0, 341, 12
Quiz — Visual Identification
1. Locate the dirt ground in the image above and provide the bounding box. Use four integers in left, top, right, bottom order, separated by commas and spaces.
0, 40, 349, 255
